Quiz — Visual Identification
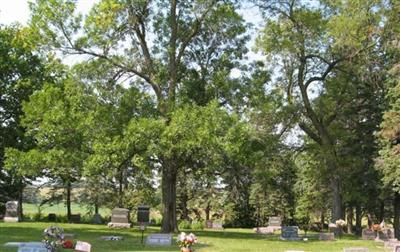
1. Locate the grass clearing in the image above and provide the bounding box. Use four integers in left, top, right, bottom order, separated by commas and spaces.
0, 222, 386, 252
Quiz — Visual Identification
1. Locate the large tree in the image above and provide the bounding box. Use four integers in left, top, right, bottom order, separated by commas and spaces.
0, 24, 58, 217
255, 0, 383, 222
29, 0, 248, 232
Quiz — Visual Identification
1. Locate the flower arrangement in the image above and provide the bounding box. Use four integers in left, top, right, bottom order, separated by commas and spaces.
43, 226, 65, 252
62, 239, 75, 249
177, 232, 197, 251
335, 219, 346, 227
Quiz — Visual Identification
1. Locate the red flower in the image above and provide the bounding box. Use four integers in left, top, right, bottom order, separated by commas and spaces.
62, 240, 74, 249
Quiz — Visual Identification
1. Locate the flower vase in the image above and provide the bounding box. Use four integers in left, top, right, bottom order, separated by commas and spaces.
181, 247, 192, 252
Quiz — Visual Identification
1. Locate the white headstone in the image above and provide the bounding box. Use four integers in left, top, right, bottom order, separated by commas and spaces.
75, 241, 91, 252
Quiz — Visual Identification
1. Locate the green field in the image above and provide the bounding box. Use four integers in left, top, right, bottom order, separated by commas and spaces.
0, 222, 386, 252
22, 203, 111, 217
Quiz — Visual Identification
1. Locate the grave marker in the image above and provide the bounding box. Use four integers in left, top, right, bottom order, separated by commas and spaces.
343, 248, 369, 252
47, 213, 56, 222
137, 205, 150, 224
362, 229, 376, 240
319, 232, 335, 241
146, 233, 173, 246
75, 241, 91, 252
4, 201, 20, 222
92, 213, 102, 224
108, 208, 131, 228
17, 242, 49, 252
395, 244, 400, 252
281, 226, 300, 240
69, 214, 81, 223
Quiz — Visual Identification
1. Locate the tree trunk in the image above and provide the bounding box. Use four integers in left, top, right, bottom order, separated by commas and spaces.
347, 207, 353, 234
205, 202, 211, 221
320, 211, 325, 231
355, 204, 362, 236
330, 176, 342, 222
95, 202, 99, 215
379, 200, 385, 222
18, 182, 23, 220
118, 170, 123, 208
66, 181, 72, 221
161, 158, 178, 233
394, 192, 400, 239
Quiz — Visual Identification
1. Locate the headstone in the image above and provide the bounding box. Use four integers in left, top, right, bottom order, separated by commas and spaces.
362, 229, 376, 240
108, 208, 131, 228
343, 247, 369, 252
319, 232, 335, 241
92, 213, 102, 224
75, 241, 91, 252
4, 201, 20, 222
18, 242, 49, 252
269, 216, 282, 227
70, 214, 81, 223
281, 226, 300, 241
384, 239, 400, 249
206, 220, 213, 228
254, 227, 275, 234
47, 213, 56, 222
146, 233, 173, 246
212, 222, 223, 229
137, 205, 150, 223
63, 233, 75, 240
101, 236, 124, 241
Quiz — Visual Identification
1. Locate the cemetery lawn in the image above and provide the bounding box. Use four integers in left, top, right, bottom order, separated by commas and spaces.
0, 222, 386, 252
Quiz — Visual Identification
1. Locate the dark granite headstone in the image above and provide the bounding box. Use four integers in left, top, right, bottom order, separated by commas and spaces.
92, 213, 102, 224
137, 206, 150, 223
48, 213, 56, 222
70, 214, 81, 223
281, 226, 300, 240
4, 201, 19, 222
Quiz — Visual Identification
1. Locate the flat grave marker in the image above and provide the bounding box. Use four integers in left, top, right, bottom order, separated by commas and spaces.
146, 233, 173, 246
69, 214, 81, 223
17, 242, 49, 252
75, 241, 91, 252
343, 247, 369, 252
101, 236, 124, 241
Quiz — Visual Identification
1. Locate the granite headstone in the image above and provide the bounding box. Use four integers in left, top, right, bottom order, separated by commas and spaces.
17, 242, 49, 252
75, 241, 91, 252
108, 208, 131, 228
4, 201, 19, 222
362, 229, 376, 240
343, 248, 369, 252
281, 226, 300, 240
146, 233, 173, 246
319, 232, 335, 241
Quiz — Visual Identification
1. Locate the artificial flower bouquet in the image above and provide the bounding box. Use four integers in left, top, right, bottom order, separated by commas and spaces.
177, 232, 197, 252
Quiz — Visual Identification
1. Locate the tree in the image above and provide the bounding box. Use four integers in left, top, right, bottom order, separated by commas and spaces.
255, 0, 382, 222
29, 0, 248, 232
5, 79, 93, 221
0, 24, 58, 218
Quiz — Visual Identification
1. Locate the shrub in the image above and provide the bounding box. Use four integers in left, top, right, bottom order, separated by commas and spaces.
191, 221, 204, 230
178, 220, 192, 230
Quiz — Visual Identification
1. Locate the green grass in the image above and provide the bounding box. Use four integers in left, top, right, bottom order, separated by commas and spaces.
22, 203, 111, 216
0, 222, 386, 252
